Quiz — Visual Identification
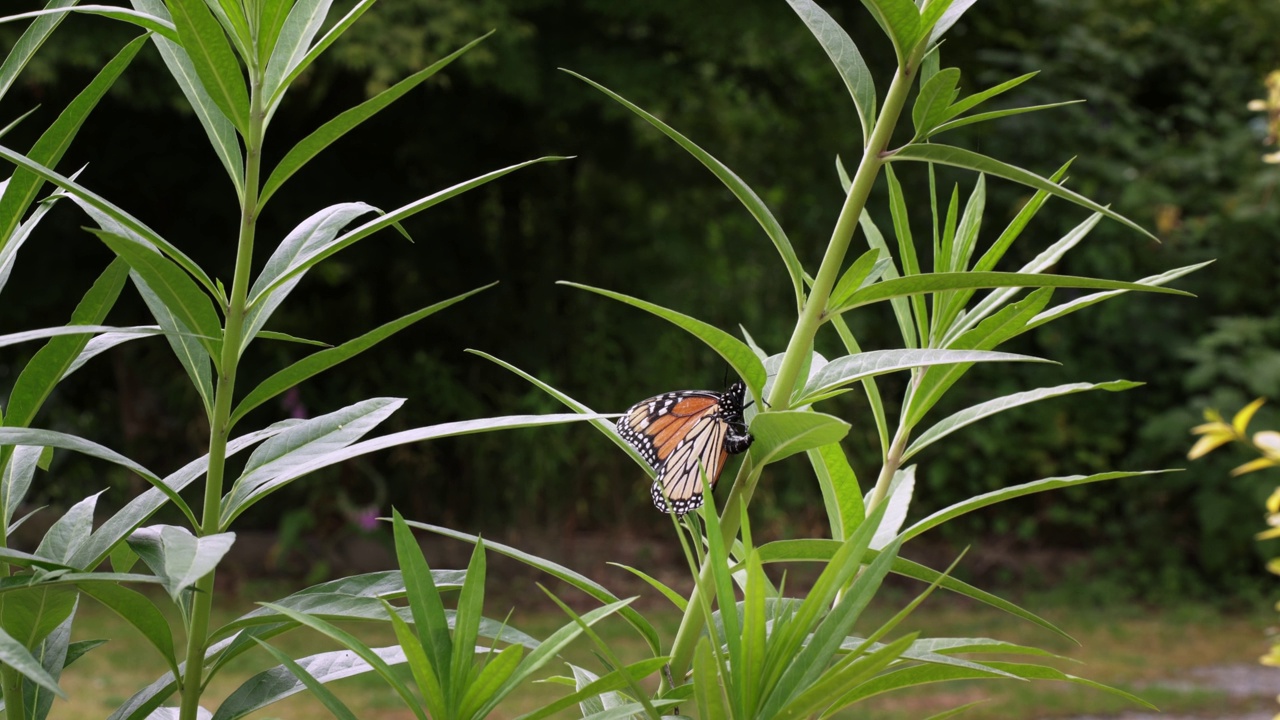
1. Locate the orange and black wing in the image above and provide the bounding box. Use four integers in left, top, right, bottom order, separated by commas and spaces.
618, 390, 731, 515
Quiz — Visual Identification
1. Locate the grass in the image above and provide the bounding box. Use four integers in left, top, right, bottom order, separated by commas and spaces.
61, 579, 1274, 720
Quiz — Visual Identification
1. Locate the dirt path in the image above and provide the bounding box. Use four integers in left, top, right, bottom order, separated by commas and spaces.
1062, 664, 1277, 720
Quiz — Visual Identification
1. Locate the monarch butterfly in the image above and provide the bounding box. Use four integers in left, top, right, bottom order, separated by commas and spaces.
617, 381, 754, 515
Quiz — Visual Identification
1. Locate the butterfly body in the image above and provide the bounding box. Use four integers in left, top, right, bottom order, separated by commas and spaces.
618, 381, 753, 515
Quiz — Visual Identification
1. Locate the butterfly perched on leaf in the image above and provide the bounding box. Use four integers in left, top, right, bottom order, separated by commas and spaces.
617, 381, 754, 515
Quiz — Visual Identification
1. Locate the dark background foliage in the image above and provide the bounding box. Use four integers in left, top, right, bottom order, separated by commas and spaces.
3, 0, 1279, 596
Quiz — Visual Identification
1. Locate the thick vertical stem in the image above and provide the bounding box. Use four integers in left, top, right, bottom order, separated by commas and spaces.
665, 58, 923, 686
177, 91, 264, 720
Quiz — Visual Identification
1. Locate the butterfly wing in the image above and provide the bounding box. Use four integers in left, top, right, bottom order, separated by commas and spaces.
618, 390, 732, 515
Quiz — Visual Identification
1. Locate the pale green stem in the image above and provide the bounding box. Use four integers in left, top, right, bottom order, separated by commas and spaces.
177, 89, 264, 720
665, 59, 923, 685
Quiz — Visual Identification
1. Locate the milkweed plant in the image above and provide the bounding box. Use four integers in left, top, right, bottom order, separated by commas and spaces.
0, 1, 1197, 719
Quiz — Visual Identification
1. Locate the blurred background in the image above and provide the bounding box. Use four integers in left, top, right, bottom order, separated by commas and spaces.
2, 0, 1280, 601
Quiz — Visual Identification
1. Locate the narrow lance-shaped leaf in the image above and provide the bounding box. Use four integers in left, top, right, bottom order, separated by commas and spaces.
0, 7, 177, 42
0, 624, 65, 700
899, 470, 1174, 544
261, 0, 332, 102
226, 414, 617, 525
259, 32, 492, 209
0, 427, 196, 528
12, 146, 218, 293
165, 0, 249, 132
406, 520, 662, 657
794, 348, 1051, 406
0, 0, 80, 103
830, 270, 1190, 315
559, 281, 767, 399
253, 157, 565, 301
930, 100, 1086, 137
888, 144, 1158, 241
90, 229, 223, 361
222, 398, 403, 526
859, 0, 920, 60
130, 0, 243, 196
785, 0, 876, 145
234, 639, 361, 720
912, 67, 960, 139
564, 69, 805, 307
905, 380, 1143, 460
466, 349, 651, 475
264, 0, 377, 115
230, 284, 492, 428
0, 32, 147, 251
5, 258, 129, 431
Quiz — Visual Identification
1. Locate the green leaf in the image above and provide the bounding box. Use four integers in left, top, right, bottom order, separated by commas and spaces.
858, 0, 920, 60
24, 605, 74, 720
912, 67, 960, 139
2, 446, 42, 530
559, 281, 767, 399
131, 274, 214, 417
228, 415, 614, 520
242, 603, 428, 720
165, 0, 249, 132
253, 158, 564, 302
130, 0, 243, 196
795, 349, 1050, 406
785, 0, 875, 145
6, 258, 129, 430
255, 0, 292, 66
565, 69, 805, 307
68, 419, 294, 571
943, 71, 1038, 121
0, 33, 146, 253
265, 0, 377, 113
0, 585, 75, 650
44, 162, 217, 294
259, 32, 491, 209
828, 248, 883, 311
0, 427, 196, 529
932, 100, 1085, 136
606, 563, 687, 611
807, 442, 862, 541
459, 644, 524, 720
748, 411, 850, 466
90, 229, 222, 361
755, 539, 1072, 639
34, 492, 102, 564
516, 658, 670, 720
406, 521, 661, 657
907, 289, 1054, 425
450, 541, 488, 708
497, 599, 641, 709
260, 0, 331, 102
0, 625, 64, 699
693, 637, 729, 720
0, 0, 79, 103
0, 7, 178, 42
253, 330, 327, 347
391, 511, 452, 687
830, 269, 1190, 315
888, 144, 1158, 241
900, 470, 1175, 544
128, 525, 236, 601
1025, 261, 1211, 333
242, 202, 380, 348
927, 0, 978, 44
241, 640, 360, 720
231, 285, 491, 427
215, 638, 412, 717
384, 602, 447, 720
905, 380, 1143, 460
221, 399, 403, 527
79, 584, 178, 678
867, 467, 913, 550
